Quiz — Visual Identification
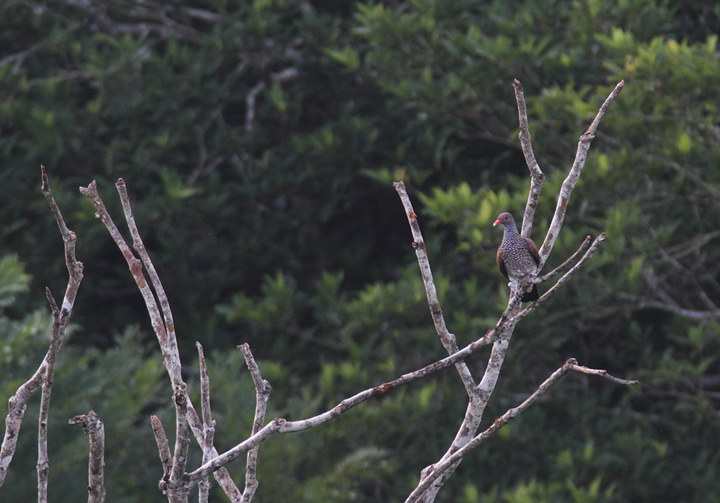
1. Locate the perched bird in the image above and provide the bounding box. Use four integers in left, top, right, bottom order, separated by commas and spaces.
493, 212, 540, 302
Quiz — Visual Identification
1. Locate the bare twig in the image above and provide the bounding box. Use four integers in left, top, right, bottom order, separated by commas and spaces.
394, 179, 490, 500
537, 80, 624, 269
516, 234, 606, 321
394, 180, 501, 499
80, 182, 174, 372
41, 164, 85, 345
196, 343, 215, 503
393, 182, 480, 401
568, 363, 639, 386
513, 79, 545, 238
238, 344, 272, 502
115, 179, 181, 378
405, 359, 637, 502
37, 289, 61, 503
0, 168, 83, 491
163, 386, 190, 503
534, 236, 592, 283
245, 67, 298, 132
151, 415, 173, 479
39, 166, 86, 500
69, 411, 106, 503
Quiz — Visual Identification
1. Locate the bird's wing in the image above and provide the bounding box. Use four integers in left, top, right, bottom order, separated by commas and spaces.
496, 249, 509, 280
524, 237, 540, 267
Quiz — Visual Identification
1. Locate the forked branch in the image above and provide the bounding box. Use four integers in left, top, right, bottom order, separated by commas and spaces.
407, 80, 624, 502
405, 360, 638, 503
196, 343, 215, 503
0, 168, 84, 493
394, 182, 481, 402
80, 181, 242, 501
536, 81, 625, 268
238, 344, 272, 502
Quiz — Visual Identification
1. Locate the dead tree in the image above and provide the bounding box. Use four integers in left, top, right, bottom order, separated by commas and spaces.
0, 80, 634, 503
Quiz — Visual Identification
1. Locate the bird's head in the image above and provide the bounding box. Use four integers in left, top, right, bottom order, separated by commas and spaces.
493, 212, 515, 227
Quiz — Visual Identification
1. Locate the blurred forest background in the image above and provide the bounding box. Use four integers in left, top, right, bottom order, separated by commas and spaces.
1, 0, 720, 501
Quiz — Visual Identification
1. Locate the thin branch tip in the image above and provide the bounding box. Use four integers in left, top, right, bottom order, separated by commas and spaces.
41, 165, 49, 188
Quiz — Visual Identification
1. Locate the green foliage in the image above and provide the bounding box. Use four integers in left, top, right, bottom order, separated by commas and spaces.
0, 256, 47, 378
0, 0, 409, 350
0, 255, 31, 309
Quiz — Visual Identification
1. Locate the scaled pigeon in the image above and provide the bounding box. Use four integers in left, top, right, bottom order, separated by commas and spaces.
493, 212, 540, 302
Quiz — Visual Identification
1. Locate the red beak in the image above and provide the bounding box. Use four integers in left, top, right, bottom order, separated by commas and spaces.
493, 219, 501, 227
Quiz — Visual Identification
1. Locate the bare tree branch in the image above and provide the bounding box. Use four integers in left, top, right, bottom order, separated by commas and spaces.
393, 182, 480, 401
0, 168, 84, 491
516, 234, 606, 321
196, 343, 215, 503
534, 236, 592, 283
513, 79, 545, 238
537, 80, 624, 269
151, 415, 173, 482
409, 80, 623, 502
0, 358, 45, 487
79, 181, 243, 500
245, 67, 299, 132
164, 386, 190, 503
394, 181, 491, 502
568, 363, 639, 386
115, 179, 182, 377
37, 289, 60, 503
39, 165, 86, 501
238, 344, 272, 503
153, 335, 625, 499
69, 411, 106, 503
406, 359, 637, 502
184, 329, 503, 485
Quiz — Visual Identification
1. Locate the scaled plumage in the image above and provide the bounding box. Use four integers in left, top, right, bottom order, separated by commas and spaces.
493, 212, 540, 302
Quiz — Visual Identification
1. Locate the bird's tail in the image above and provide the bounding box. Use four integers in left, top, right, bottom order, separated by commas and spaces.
520, 284, 539, 302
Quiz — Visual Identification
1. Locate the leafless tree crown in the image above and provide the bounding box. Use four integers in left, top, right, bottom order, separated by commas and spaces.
0, 81, 635, 503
